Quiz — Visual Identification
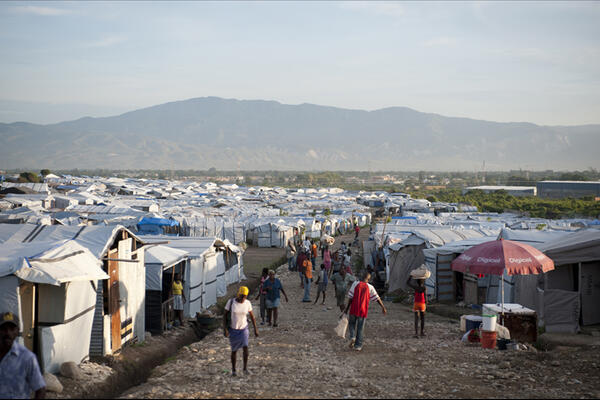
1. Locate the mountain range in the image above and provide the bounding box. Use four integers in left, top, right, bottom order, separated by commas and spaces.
1, 97, 599, 171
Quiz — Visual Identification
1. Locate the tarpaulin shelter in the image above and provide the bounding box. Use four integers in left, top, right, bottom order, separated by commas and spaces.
537, 229, 600, 332
141, 236, 245, 318
144, 245, 189, 333
137, 217, 179, 235
0, 224, 147, 357
0, 240, 108, 373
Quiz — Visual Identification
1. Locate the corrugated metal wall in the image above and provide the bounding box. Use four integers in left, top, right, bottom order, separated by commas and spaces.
89, 280, 104, 357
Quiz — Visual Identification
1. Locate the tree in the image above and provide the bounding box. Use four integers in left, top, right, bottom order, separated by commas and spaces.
40, 169, 51, 177
18, 172, 41, 183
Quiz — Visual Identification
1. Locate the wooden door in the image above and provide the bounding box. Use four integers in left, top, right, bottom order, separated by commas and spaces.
108, 249, 122, 353
18, 282, 35, 351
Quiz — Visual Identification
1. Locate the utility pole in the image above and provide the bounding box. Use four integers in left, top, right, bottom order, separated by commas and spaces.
482, 160, 486, 184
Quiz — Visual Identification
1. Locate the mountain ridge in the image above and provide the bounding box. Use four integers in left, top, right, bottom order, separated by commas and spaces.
1, 96, 598, 171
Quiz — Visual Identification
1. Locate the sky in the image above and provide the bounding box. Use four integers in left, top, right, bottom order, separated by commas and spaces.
1, 1, 599, 125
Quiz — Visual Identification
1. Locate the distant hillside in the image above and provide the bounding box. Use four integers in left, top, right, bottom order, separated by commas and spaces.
1, 96, 599, 170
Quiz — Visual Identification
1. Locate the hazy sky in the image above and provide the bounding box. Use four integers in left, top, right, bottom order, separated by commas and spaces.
1, 1, 599, 125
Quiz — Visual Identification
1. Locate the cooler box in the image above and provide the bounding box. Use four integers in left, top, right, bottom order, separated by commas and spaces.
482, 303, 537, 343
460, 315, 483, 332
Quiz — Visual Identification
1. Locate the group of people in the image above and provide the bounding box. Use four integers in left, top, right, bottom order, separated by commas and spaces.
222, 232, 428, 375
292, 239, 356, 303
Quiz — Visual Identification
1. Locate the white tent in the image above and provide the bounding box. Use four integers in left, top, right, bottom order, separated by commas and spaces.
0, 240, 108, 373
141, 236, 245, 317
144, 245, 189, 291
0, 224, 147, 356
537, 230, 600, 331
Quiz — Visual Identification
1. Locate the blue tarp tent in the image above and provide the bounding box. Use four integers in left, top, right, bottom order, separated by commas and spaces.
137, 217, 179, 235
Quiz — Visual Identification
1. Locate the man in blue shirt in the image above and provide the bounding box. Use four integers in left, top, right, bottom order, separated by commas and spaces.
0, 311, 46, 399
262, 270, 288, 328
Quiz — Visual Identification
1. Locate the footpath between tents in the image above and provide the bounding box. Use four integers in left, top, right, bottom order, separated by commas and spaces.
46, 247, 287, 399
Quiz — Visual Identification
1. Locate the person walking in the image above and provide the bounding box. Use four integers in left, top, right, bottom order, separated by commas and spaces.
302, 253, 313, 302
0, 312, 46, 399
323, 246, 332, 277
224, 287, 258, 376
296, 250, 307, 288
407, 276, 427, 338
171, 273, 186, 327
286, 240, 296, 271
262, 270, 289, 327
343, 271, 387, 351
354, 224, 360, 239
343, 249, 353, 274
311, 242, 318, 270
303, 237, 311, 253
313, 264, 328, 305
331, 267, 356, 312
255, 268, 269, 325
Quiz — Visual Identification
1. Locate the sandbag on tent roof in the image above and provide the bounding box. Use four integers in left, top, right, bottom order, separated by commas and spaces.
0, 240, 108, 285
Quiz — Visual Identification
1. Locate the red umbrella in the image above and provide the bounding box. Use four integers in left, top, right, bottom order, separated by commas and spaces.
451, 239, 554, 317
451, 239, 554, 276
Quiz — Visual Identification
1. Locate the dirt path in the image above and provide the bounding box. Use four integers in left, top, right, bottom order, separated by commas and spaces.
120, 237, 600, 399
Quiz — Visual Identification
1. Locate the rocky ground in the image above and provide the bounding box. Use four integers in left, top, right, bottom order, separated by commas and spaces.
47, 325, 198, 399
120, 256, 600, 398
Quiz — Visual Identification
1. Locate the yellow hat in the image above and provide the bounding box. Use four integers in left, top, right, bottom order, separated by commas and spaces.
238, 286, 249, 296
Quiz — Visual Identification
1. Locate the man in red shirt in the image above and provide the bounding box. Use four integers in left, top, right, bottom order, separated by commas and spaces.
343, 271, 387, 351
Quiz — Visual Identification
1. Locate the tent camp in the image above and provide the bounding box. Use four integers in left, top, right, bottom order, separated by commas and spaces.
538, 229, 600, 332
0, 240, 108, 373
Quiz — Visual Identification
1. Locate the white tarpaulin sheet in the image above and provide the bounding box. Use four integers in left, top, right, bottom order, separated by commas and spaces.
216, 252, 227, 298
539, 229, 600, 266
39, 308, 95, 373
0, 275, 20, 330
144, 245, 189, 291
0, 240, 107, 285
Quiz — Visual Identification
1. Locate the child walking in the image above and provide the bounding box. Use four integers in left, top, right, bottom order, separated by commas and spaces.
407, 276, 427, 338
313, 264, 328, 305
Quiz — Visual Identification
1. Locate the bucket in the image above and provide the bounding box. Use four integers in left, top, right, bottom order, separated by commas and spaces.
481, 330, 497, 349
482, 314, 497, 331
465, 315, 483, 332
